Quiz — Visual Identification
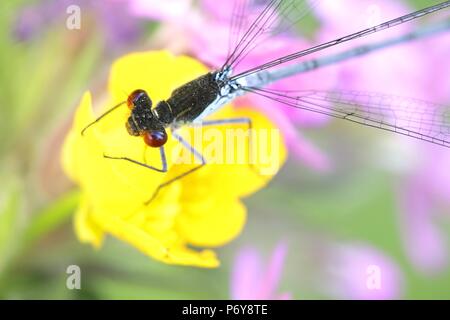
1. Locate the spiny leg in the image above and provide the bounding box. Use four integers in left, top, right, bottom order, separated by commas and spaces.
145, 132, 206, 205
195, 117, 261, 176
104, 146, 168, 173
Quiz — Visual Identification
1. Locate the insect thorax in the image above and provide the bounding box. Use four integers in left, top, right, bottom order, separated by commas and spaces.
166, 72, 221, 123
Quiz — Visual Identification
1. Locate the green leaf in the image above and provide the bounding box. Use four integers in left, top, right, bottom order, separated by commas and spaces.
22, 190, 80, 248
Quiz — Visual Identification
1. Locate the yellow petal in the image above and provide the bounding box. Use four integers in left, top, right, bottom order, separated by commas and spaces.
91, 210, 219, 268
74, 194, 104, 248
163, 245, 219, 268
172, 106, 287, 199
61, 91, 94, 182
62, 50, 288, 268
176, 198, 247, 247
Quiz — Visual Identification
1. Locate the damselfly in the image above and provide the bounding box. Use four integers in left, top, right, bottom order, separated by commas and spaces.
82, 0, 450, 203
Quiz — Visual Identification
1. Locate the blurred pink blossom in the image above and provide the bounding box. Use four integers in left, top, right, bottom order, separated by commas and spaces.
314, 0, 450, 273
231, 242, 291, 300
329, 244, 403, 300
399, 144, 450, 273
15, 0, 142, 48
122, 0, 336, 171
398, 8, 450, 274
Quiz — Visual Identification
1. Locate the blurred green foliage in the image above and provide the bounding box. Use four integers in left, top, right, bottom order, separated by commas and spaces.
0, 0, 449, 299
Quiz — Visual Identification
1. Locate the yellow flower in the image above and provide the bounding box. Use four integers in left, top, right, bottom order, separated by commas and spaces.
62, 51, 286, 268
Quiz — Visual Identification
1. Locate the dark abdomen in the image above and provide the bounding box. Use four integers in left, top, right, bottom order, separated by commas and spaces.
166, 72, 220, 123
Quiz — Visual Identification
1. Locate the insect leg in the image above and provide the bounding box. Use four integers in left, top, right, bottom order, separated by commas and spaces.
145, 132, 206, 205
104, 146, 168, 173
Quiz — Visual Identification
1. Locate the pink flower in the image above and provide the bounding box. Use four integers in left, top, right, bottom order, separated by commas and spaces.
121, 0, 335, 171
398, 144, 450, 273
399, 19, 450, 274
314, 0, 450, 273
328, 244, 403, 300
231, 242, 291, 300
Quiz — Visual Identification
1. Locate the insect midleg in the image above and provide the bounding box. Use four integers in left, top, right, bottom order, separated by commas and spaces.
145, 132, 206, 205
103, 146, 168, 173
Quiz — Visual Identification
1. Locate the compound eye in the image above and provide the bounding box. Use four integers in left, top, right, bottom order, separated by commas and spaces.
126, 119, 141, 136
127, 89, 150, 109
143, 130, 168, 148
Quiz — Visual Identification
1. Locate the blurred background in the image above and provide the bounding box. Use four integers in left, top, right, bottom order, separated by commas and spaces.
0, 0, 449, 299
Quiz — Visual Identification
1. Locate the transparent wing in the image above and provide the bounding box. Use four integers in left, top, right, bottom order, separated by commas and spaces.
226, 0, 251, 61
222, 0, 319, 71
244, 87, 450, 148
230, 1, 450, 80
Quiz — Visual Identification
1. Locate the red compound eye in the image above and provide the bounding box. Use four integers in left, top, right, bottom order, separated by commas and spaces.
144, 130, 168, 148
127, 89, 148, 109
